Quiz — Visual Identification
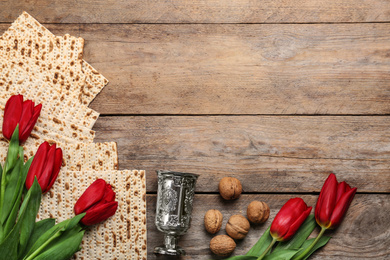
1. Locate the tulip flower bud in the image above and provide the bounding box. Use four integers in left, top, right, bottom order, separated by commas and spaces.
2, 95, 42, 143
270, 197, 312, 241
26, 141, 63, 193
74, 179, 118, 226
315, 173, 357, 229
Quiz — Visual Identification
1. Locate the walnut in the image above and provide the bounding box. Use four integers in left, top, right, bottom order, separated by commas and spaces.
204, 209, 223, 234
226, 214, 250, 239
218, 177, 242, 200
210, 235, 236, 256
247, 201, 270, 224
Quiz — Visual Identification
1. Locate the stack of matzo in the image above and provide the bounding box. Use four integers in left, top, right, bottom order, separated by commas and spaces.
0, 12, 147, 260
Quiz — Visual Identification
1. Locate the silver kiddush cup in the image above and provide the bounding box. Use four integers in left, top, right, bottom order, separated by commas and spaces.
154, 170, 199, 255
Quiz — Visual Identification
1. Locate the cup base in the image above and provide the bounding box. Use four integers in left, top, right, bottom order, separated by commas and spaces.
154, 245, 186, 256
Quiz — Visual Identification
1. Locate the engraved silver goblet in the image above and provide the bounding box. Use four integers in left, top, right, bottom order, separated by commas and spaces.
154, 170, 199, 255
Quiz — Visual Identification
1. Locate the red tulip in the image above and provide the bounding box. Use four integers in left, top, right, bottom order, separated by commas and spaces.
74, 179, 118, 226
315, 173, 357, 229
26, 141, 63, 193
3, 94, 42, 143
270, 198, 312, 241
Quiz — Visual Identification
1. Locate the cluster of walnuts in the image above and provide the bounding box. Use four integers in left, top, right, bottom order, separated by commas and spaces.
204, 177, 270, 257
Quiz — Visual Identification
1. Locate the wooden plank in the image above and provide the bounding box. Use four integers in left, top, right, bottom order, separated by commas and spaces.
146, 194, 390, 259
2, 23, 390, 115
0, 24, 79, 36
93, 116, 390, 193
77, 23, 390, 115
1, 1, 390, 23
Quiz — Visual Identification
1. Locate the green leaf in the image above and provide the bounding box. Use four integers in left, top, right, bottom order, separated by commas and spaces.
22, 218, 56, 257
65, 213, 86, 231
18, 145, 24, 162
23, 157, 33, 180
0, 218, 21, 260
23, 214, 85, 260
23, 220, 71, 259
31, 229, 85, 260
0, 168, 34, 260
2, 157, 33, 238
225, 255, 258, 260
1, 158, 22, 224
263, 249, 301, 260
0, 126, 20, 228
298, 236, 331, 260
246, 225, 273, 257
18, 179, 42, 256
0, 163, 3, 182
274, 215, 316, 252
5, 126, 20, 172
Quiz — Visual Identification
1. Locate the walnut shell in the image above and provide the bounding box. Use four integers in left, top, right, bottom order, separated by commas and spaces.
218, 177, 242, 200
247, 201, 270, 224
204, 209, 223, 234
210, 235, 236, 256
226, 214, 250, 239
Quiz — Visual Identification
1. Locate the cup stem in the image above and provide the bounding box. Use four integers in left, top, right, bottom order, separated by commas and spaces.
164, 234, 178, 250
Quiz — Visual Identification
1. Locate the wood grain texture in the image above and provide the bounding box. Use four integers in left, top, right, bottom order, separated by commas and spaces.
1, 0, 390, 23
77, 23, 390, 115
1, 7, 389, 260
93, 116, 390, 193
2, 23, 390, 115
146, 194, 390, 259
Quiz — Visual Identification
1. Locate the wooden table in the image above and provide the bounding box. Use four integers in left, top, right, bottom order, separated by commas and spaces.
2, 1, 390, 259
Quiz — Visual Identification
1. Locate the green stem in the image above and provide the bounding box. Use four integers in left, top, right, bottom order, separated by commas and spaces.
257, 238, 277, 260
0, 158, 7, 213
0, 131, 15, 220
0, 158, 8, 241
24, 232, 61, 260
0, 223, 3, 242
293, 227, 326, 260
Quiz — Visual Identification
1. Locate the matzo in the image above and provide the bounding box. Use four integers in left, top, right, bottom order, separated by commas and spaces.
0, 141, 118, 171
61, 142, 119, 171
1, 14, 85, 96
0, 97, 95, 144
37, 170, 147, 260
2, 12, 108, 105
0, 31, 85, 96
0, 30, 89, 108
0, 48, 99, 129
80, 60, 109, 105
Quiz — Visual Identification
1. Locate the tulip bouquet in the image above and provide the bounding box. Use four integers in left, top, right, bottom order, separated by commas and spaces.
0, 95, 118, 260
225, 173, 357, 260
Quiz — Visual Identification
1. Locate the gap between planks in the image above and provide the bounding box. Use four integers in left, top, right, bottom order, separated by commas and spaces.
98, 114, 390, 117
3, 22, 390, 25
146, 191, 390, 195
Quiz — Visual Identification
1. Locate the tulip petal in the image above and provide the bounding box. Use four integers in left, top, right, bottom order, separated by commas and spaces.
88, 183, 115, 211
19, 100, 33, 140
273, 198, 305, 236
26, 142, 49, 190
19, 103, 42, 143
103, 184, 116, 202
80, 201, 118, 226
329, 187, 357, 228
336, 181, 351, 203
271, 206, 292, 239
86, 183, 116, 212
74, 179, 106, 215
271, 198, 310, 241
45, 148, 63, 192
38, 144, 56, 193
315, 173, 338, 227
3, 95, 23, 140
282, 206, 312, 240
